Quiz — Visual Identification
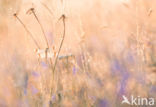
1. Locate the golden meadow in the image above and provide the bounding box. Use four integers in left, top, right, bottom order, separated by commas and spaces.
0, 0, 155, 106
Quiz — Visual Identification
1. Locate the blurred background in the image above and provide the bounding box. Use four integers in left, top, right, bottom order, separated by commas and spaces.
0, 0, 156, 106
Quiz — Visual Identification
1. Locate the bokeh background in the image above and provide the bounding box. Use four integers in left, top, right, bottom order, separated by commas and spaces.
0, 0, 156, 106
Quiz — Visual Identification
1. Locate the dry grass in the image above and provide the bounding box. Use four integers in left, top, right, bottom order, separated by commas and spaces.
0, 0, 156, 107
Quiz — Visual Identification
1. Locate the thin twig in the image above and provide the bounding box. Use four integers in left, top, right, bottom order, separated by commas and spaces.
13, 13, 40, 49
52, 14, 66, 74
50, 14, 66, 98
28, 8, 50, 48
41, 2, 54, 17
27, 8, 54, 67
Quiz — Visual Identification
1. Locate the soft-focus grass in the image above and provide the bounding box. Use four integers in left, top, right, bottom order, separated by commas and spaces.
0, 0, 156, 107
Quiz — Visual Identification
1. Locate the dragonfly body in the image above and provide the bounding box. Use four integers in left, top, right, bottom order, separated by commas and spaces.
35, 48, 55, 59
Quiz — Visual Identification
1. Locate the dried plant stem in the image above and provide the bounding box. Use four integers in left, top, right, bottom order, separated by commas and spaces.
14, 13, 46, 98
30, 8, 50, 48
29, 8, 54, 68
41, 2, 54, 17
13, 13, 40, 49
52, 14, 66, 74
50, 14, 66, 98
135, 1, 143, 74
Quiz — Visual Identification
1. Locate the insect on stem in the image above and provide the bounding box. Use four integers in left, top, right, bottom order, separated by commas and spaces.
13, 13, 40, 49
27, 8, 54, 68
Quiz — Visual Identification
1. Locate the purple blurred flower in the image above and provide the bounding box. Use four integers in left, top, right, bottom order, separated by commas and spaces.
73, 66, 78, 75
150, 86, 156, 93
41, 61, 48, 69
31, 86, 39, 95
31, 71, 40, 77
51, 94, 56, 102
96, 78, 103, 87
111, 58, 131, 99
126, 51, 135, 64
111, 59, 121, 75
24, 89, 27, 95
98, 99, 109, 107
23, 74, 29, 95
118, 73, 129, 96
111, 59, 126, 75
88, 95, 96, 102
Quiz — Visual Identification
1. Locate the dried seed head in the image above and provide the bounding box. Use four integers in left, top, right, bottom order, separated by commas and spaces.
26, 8, 34, 15
13, 13, 17, 17
58, 14, 66, 21
30, 8, 34, 11
62, 14, 65, 18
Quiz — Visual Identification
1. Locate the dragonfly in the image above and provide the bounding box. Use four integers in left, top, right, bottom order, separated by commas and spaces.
35, 48, 74, 60
35, 48, 57, 59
